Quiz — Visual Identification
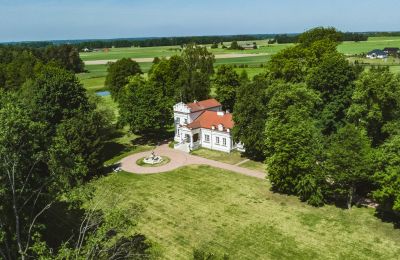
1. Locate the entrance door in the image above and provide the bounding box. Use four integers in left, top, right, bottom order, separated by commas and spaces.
185, 134, 190, 143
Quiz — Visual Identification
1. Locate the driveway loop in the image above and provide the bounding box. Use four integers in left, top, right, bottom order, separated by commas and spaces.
120, 144, 265, 179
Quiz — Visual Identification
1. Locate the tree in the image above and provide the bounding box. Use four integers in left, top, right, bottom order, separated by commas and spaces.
214, 65, 240, 111
0, 49, 40, 91
347, 67, 400, 146
210, 43, 219, 49
54, 204, 152, 259
119, 76, 166, 133
264, 83, 324, 205
306, 52, 357, 134
323, 124, 373, 209
297, 27, 342, 47
268, 27, 343, 83
43, 45, 84, 73
105, 58, 142, 100
0, 94, 47, 259
229, 41, 243, 50
148, 56, 182, 116
232, 75, 269, 160
267, 45, 312, 83
48, 110, 108, 192
178, 44, 215, 102
373, 135, 400, 214
21, 65, 90, 135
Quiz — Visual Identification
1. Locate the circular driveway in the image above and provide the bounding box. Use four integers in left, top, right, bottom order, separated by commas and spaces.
120, 144, 266, 179
120, 145, 189, 174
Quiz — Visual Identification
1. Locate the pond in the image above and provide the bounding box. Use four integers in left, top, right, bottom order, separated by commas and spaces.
96, 91, 110, 97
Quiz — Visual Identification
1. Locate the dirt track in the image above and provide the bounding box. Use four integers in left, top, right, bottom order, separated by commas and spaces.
84, 53, 268, 65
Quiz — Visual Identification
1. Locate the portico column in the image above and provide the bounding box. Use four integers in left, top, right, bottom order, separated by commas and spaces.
190, 134, 194, 149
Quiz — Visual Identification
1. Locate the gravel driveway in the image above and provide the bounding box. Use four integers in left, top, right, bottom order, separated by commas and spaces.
120, 144, 265, 179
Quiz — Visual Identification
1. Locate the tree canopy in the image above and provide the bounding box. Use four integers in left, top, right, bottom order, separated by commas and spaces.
105, 58, 142, 100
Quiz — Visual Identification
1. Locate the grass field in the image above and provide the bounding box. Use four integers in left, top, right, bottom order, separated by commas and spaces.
77, 36, 400, 93
338, 36, 400, 55
87, 166, 400, 259
191, 148, 247, 165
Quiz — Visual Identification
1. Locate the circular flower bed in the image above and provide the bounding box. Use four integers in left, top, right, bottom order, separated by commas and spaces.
136, 156, 171, 167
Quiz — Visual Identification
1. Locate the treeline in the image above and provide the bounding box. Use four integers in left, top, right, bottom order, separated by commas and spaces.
366, 31, 400, 37
272, 31, 368, 44
74, 35, 264, 50
0, 45, 84, 91
0, 47, 152, 258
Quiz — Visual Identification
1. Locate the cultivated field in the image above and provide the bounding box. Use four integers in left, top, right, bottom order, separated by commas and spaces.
78, 37, 400, 93
87, 166, 400, 259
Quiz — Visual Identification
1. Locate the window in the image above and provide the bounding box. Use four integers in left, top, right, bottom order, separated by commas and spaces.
216, 137, 220, 145
223, 138, 227, 146
184, 118, 188, 124
204, 134, 210, 143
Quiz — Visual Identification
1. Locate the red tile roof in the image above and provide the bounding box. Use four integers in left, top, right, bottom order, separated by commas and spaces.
187, 111, 234, 130
186, 99, 221, 112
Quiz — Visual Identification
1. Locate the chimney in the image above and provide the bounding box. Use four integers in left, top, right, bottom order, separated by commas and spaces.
193, 100, 198, 103
226, 109, 230, 114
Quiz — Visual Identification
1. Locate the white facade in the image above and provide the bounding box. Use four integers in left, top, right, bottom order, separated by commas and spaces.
173, 101, 242, 153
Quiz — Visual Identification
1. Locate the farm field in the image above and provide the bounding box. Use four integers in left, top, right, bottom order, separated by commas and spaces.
78, 36, 400, 92
87, 165, 400, 259
338, 36, 400, 55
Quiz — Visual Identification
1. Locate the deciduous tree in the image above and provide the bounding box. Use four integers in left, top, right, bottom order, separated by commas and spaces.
105, 58, 142, 101
214, 65, 240, 111
323, 124, 373, 209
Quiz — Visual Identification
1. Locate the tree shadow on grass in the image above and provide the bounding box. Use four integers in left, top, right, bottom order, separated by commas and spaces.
131, 130, 174, 146
40, 201, 86, 250
374, 207, 400, 229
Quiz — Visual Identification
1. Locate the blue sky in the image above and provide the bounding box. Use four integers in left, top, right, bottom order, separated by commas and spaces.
1, 0, 399, 42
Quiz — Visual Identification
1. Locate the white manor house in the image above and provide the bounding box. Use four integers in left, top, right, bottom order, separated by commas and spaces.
173, 99, 244, 153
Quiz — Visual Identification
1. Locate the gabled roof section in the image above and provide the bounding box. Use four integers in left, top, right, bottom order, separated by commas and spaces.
367, 49, 387, 55
187, 111, 234, 130
186, 99, 222, 112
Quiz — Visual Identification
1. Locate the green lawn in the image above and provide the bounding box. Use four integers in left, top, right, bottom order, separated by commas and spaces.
88, 165, 400, 259
191, 148, 246, 165
239, 160, 266, 172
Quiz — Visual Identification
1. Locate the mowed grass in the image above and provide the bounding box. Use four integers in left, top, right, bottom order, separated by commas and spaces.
239, 160, 266, 172
191, 148, 246, 165
89, 165, 400, 259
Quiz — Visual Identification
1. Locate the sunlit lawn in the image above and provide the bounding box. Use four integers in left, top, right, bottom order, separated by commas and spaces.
88, 165, 400, 259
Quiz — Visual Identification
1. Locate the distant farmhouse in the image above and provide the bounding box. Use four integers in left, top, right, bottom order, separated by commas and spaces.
173, 99, 244, 153
240, 42, 258, 50
366, 49, 388, 59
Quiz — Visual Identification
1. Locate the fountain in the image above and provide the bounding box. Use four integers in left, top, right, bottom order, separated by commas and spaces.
143, 151, 164, 165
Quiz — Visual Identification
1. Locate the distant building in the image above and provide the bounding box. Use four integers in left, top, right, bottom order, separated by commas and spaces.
173, 99, 244, 153
366, 49, 388, 59
239, 42, 257, 50
383, 47, 400, 56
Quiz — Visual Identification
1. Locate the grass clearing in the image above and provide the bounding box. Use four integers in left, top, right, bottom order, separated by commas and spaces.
190, 148, 245, 165
88, 165, 400, 259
